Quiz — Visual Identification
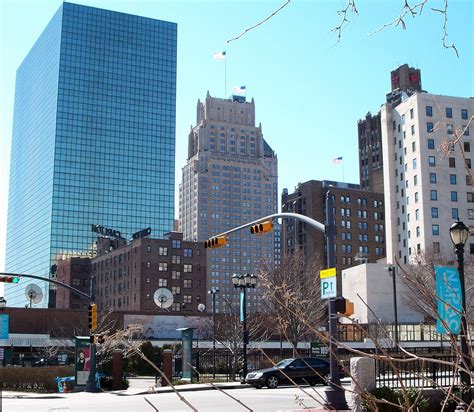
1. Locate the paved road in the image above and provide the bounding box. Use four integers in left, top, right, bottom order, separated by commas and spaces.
2, 384, 351, 412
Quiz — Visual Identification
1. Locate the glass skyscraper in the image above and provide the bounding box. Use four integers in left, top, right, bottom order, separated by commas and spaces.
5, 3, 177, 307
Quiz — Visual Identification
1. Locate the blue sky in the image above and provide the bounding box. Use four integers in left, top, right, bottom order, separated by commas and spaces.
0, 0, 473, 271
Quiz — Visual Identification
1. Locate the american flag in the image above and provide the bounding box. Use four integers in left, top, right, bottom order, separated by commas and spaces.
332, 156, 343, 164
213, 51, 226, 60
233, 85, 246, 95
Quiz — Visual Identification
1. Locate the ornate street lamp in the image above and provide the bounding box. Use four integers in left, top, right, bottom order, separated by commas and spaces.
449, 220, 472, 409
208, 287, 219, 379
232, 273, 257, 382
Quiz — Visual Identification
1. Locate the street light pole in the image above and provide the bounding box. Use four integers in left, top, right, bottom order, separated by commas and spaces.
388, 266, 399, 347
208, 287, 219, 379
232, 273, 256, 383
324, 190, 348, 410
449, 220, 472, 410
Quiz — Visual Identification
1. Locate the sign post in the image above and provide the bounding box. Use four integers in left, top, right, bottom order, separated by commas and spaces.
320, 268, 337, 300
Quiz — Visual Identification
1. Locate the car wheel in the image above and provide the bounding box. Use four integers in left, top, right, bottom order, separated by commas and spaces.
266, 375, 279, 389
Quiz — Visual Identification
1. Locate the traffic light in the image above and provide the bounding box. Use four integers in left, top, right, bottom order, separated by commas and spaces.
88, 303, 97, 332
0, 276, 19, 283
250, 221, 273, 234
204, 236, 228, 249
334, 297, 354, 317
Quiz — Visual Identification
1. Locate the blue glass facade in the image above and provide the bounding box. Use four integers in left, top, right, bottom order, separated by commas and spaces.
5, 3, 177, 307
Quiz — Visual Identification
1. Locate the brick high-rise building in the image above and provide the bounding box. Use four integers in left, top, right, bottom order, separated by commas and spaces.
92, 233, 206, 314
282, 180, 385, 291
179, 92, 278, 312
358, 65, 424, 194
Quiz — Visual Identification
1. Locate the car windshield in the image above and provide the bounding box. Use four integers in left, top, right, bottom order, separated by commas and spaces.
274, 359, 294, 369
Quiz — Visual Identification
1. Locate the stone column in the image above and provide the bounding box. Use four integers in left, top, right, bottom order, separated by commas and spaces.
350, 357, 376, 412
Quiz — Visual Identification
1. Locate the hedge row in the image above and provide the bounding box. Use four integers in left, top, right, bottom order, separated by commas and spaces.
0, 366, 74, 392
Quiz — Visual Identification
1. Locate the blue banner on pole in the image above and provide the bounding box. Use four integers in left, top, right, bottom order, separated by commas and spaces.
0, 314, 9, 339
240, 291, 244, 322
435, 266, 462, 334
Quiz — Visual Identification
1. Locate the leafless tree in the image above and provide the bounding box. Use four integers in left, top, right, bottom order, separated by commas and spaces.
258, 249, 326, 356
226, 0, 461, 56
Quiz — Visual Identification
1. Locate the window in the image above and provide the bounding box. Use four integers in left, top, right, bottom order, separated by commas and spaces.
461, 109, 468, 120
172, 286, 181, 295
184, 264, 193, 273
146, 245, 151, 252
468, 192, 474, 202
428, 156, 436, 166
426, 106, 433, 116
410, 108, 414, 119
427, 122, 434, 133
451, 191, 458, 202
428, 139, 435, 149
146, 293, 151, 301
158, 278, 168, 287
432, 225, 440, 236
146, 261, 151, 268
431, 190, 437, 200
159, 247, 168, 256
446, 107, 453, 118
452, 208, 459, 219
184, 279, 193, 288
412, 158, 417, 169
412, 142, 416, 152
447, 124, 454, 134
415, 192, 419, 203
450, 174, 457, 184
432, 207, 438, 218
463, 126, 470, 136
172, 270, 181, 280
467, 159, 472, 169
469, 209, 474, 219
416, 226, 420, 237
159, 262, 168, 271
411, 125, 415, 135
467, 175, 472, 186
172, 255, 181, 264
449, 158, 456, 168
414, 175, 418, 186
183, 295, 192, 304
183, 248, 193, 258
172, 239, 181, 249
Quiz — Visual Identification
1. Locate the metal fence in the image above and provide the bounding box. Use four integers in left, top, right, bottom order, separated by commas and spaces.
376, 354, 459, 388
173, 350, 312, 383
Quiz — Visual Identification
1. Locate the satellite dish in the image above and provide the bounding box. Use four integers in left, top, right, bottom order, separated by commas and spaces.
198, 303, 206, 312
25, 284, 44, 307
154, 288, 174, 309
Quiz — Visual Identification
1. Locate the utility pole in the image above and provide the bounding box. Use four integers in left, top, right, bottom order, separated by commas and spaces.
324, 190, 348, 410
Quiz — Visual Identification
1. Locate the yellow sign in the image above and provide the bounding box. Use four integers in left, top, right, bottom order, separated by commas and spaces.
320, 268, 336, 279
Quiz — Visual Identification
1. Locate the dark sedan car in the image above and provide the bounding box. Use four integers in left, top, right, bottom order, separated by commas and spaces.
245, 357, 342, 389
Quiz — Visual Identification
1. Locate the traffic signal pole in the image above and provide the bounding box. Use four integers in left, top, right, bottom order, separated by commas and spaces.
85, 276, 100, 393
206, 208, 348, 408
0, 271, 100, 393
324, 191, 349, 410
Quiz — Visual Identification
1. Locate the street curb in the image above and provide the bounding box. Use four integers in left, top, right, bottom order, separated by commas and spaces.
135, 383, 250, 395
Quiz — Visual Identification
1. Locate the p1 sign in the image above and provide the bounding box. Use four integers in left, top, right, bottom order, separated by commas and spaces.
321, 277, 337, 299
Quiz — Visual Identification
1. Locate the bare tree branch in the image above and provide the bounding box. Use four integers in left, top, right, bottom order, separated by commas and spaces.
227, 0, 291, 44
